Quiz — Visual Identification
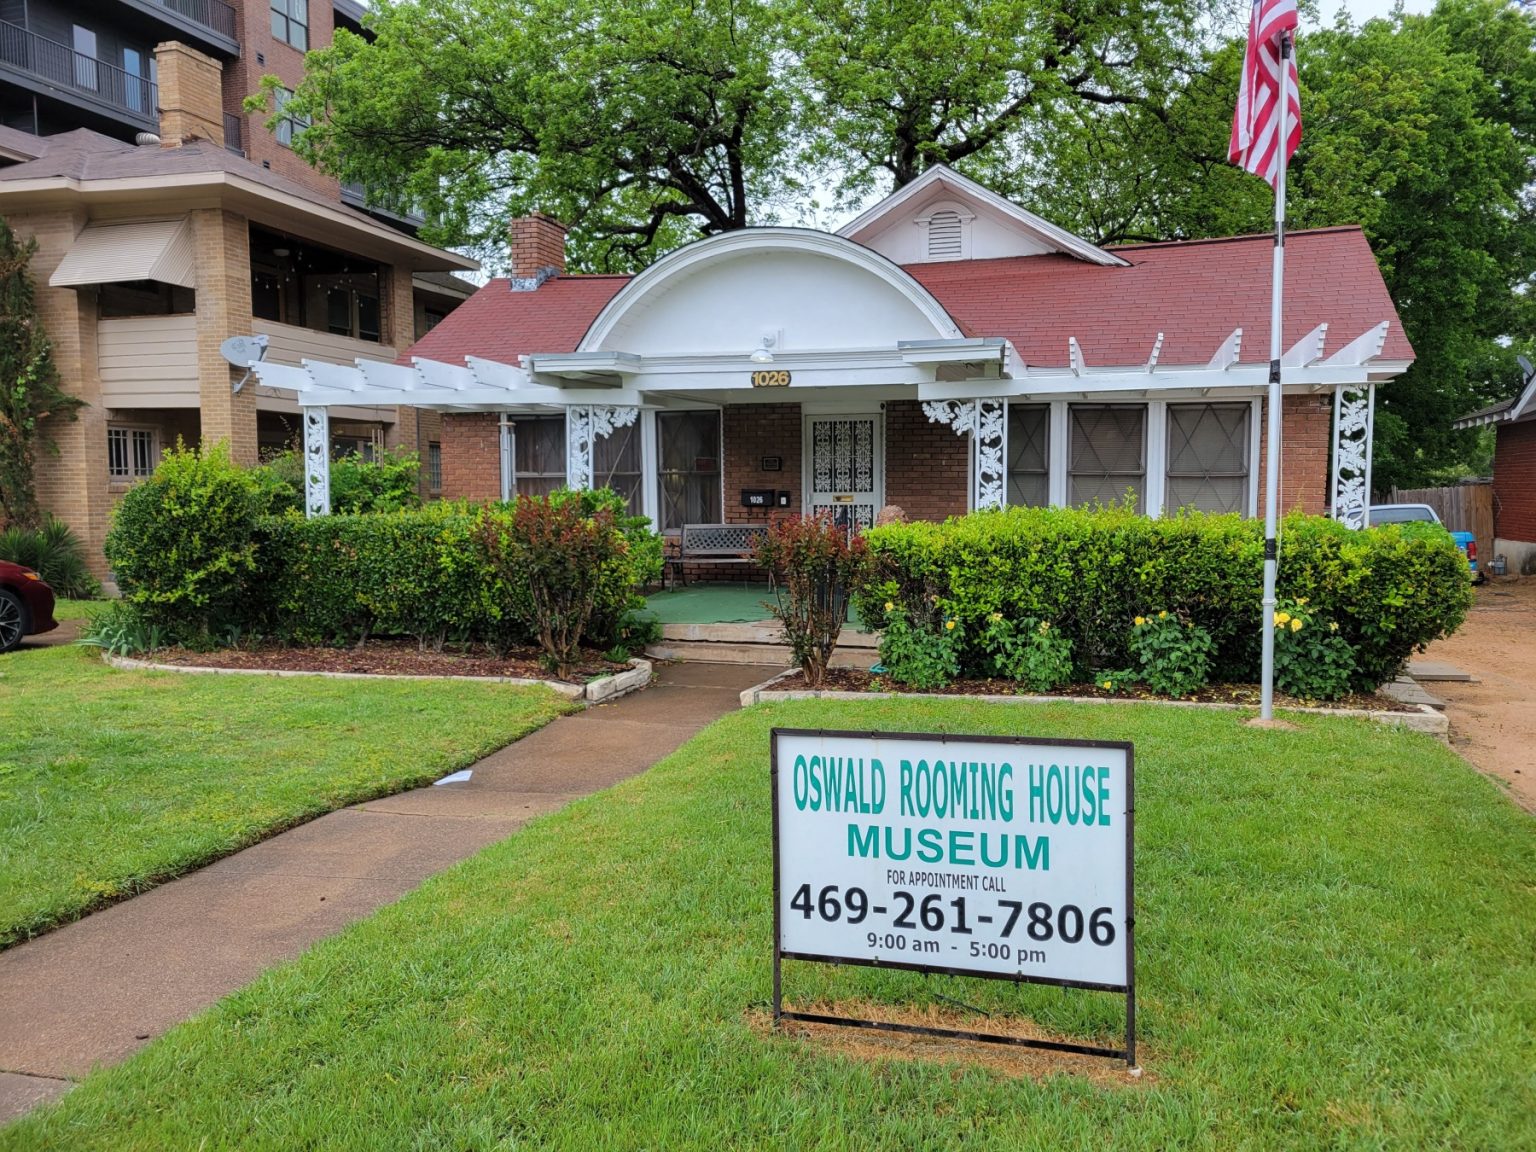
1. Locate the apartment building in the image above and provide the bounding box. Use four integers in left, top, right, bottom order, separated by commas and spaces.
0, 0, 476, 575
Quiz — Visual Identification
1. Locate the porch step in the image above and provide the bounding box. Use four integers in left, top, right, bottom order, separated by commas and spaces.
646, 638, 878, 670
657, 621, 879, 648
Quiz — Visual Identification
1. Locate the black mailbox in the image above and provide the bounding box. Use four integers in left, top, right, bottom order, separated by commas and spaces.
741, 488, 775, 508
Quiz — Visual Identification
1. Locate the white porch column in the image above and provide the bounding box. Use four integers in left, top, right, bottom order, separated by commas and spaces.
565, 405, 640, 490
302, 405, 330, 517
921, 398, 1008, 510
1330, 383, 1375, 529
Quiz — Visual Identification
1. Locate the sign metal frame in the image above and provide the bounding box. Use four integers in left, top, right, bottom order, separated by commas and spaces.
770, 727, 1136, 1067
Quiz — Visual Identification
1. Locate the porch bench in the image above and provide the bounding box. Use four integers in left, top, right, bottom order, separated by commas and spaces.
667, 522, 770, 588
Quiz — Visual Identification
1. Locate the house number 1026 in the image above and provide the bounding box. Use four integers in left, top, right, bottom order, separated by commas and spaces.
751, 370, 791, 388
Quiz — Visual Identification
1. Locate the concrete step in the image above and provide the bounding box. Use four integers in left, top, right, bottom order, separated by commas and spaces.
646, 639, 877, 669
659, 621, 879, 648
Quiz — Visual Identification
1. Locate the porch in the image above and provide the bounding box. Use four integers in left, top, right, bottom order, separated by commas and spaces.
642, 585, 878, 668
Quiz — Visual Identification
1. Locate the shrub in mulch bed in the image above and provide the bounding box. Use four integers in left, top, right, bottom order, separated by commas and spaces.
146, 639, 631, 684
771, 667, 1406, 713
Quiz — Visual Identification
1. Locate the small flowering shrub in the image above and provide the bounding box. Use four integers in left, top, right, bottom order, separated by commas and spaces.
757, 514, 869, 689
1272, 597, 1357, 700
878, 602, 962, 690
977, 614, 1074, 692
1127, 610, 1215, 697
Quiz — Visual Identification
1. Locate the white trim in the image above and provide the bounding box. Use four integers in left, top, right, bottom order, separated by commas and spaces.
835, 164, 1128, 268
1248, 397, 1263, 518
1145, 401, 1167, 517
1048, 401, 1069, 507
576, 228, 964, 352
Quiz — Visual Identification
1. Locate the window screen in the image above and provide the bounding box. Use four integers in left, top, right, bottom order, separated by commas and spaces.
1166, 403, 1250, 514
658, 411, 721, 531
513, 417, 566, 499
427, 442, 442, 493
593, 420, 642, 515
108, 426, 157, 481
1006, 404, 1049, 507
1069, 404, 1145, 508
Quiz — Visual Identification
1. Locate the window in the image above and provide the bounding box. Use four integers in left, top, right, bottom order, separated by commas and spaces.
1069, 404, 1145, 508
427, 442, 442, 493
1006, 404, 1049, 507
1166, 403, 1251, 514
593, 420, 642, 515
323, 285, 381, 341
270, 0, 308, 50
107, 426, 158, 482
658, 411, 721, 531
72, 26, 97, 91
273, 87, 308, 147
99, 280, 195, 318
513, 417, 566, 499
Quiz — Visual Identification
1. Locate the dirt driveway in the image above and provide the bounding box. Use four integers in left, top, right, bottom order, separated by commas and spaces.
1420, 578, 1536, 812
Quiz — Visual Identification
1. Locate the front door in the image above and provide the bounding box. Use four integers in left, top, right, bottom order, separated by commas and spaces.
805, 414, 882, 530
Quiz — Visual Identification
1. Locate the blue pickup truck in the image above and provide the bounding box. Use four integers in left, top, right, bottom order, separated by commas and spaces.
1368, 503, 1483, 583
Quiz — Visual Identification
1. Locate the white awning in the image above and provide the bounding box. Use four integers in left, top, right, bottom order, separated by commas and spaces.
49, 217, 195, 289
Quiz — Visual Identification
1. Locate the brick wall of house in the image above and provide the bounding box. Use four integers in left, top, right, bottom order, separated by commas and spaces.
156, 42, 226, 147
1493, 419, 1536, 544
221, 1, 340, 199
1256, 394, 1333, 516
192, 208, 259, 464
723, 403, 801, 524
440, 412, 501, 501
883, 400, 969, 521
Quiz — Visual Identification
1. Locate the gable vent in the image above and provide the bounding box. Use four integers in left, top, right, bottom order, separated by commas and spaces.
927, 209, 964, 260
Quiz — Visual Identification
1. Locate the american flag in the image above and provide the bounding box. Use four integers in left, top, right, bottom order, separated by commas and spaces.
1229, 0, 1301, 189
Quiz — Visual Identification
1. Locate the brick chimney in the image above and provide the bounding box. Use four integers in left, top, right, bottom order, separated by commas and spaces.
155, 42, 225, 148
509, 214, 566, 290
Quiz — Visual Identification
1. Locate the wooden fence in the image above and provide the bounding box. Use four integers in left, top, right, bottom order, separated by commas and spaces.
1387, 483, 1494, 562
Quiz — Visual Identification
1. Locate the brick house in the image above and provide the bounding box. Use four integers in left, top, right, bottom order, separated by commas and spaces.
257, 166, 1414, 555
1454, 365, 1536, 575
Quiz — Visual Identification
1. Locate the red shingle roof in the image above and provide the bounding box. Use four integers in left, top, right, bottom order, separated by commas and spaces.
401, 226, 1412, 369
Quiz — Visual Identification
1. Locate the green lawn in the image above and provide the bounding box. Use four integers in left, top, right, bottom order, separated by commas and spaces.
49, 598, 105, 622
6, 699, 1533, 1150
0, 644, 575, 948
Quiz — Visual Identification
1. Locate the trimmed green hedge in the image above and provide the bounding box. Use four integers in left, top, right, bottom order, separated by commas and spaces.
853, 506, 1472, 691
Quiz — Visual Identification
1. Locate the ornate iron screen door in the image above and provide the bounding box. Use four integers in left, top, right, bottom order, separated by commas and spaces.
806, 415, 880, 530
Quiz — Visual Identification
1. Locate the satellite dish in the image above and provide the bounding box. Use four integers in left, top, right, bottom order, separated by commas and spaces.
1519, 354, 1533, 383
221, 334, 270, 394
220, 334, 269, 368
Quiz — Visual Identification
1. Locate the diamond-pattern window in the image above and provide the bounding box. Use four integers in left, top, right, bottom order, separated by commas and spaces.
659, 411, 720, 531
1007, 404, 1049, 507
1166, 403, 1250, 514
1069, 404, 1145, 508
593, 420, 642, 515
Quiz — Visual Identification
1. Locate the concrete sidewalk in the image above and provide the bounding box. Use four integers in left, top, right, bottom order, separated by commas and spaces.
0, 660, 772, 1124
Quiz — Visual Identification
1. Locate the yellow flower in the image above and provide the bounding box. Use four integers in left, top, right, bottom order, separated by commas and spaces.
1134, 615, 1146, 627
1329, 621, 1339, 633
1102, 680, 1113, 691
1290, 617, 1303, 632
1039, 621, 1050, 633
945, 620, 956, 631
1158, 610, 1168, 620
884, 601, 894, 612
1296, 597, 1309, 606
1274, 611, 1291, 626
990, 612, 1004, 622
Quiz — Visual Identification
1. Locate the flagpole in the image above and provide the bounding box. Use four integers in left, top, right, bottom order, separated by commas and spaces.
1259, 30, 1291, 722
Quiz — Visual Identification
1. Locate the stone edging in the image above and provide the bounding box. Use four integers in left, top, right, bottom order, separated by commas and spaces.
104, 654, 654, 705
738, 670, 1449, 737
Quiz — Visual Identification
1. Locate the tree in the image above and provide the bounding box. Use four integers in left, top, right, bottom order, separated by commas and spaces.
275, 0, 793, 271
0, 216, 79, 530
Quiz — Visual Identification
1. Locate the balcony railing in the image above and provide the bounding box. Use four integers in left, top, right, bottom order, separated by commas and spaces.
0, 21, 157, 126
142, 0, 238, 42
341, 181, 427, 228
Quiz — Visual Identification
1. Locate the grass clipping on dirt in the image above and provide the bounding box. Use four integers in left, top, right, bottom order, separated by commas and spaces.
7, 698, 1534, 1150
0, 644, 576, 947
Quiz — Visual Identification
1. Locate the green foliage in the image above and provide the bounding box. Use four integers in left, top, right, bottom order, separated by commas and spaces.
857, 506, 1470, 692
0, 514, 101, 599
1126, 610, 1215, 698
976, 613, 1074, 692
478, 493, 631, 675
0, 216, 81, 529
876, 601, 962, 691
756, 514, 870, 688
252, 448, 422, 515
104, 442, 261, 636
78, 600, 162, 657
1271, 597, 1358, 701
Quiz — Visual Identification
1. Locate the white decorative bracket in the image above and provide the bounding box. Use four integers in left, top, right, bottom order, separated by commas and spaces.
922, 398, 1007, 510
302, 405, 330, 518
1145, 332, 1164, 373
1331, 382, 1375, 530
565, 405, 640, 490
1208, 328, 1243, 370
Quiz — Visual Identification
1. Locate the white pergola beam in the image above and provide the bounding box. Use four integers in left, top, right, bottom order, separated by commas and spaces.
1323, 321, 1389, 366
1208, 328, 1243, 370
1281, 323, 1328, 367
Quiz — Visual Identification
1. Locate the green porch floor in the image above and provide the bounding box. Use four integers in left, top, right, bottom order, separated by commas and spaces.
643, 585, 777, 625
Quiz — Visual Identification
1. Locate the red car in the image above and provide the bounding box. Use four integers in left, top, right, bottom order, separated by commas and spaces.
0, 560, 57, 653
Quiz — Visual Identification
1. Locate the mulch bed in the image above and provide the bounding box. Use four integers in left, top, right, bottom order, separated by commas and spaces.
777, 668, 1405, 712
149, 639, 630, 684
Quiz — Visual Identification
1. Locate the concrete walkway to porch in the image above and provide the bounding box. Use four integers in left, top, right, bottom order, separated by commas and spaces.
0, 660, 771, 1125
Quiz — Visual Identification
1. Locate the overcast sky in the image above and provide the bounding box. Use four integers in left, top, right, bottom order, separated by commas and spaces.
1307, 0, 1434, 26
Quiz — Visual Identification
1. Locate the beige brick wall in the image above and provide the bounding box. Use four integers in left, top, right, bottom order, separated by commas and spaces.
192, 209, 259, 464
155, 42, 225, 147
